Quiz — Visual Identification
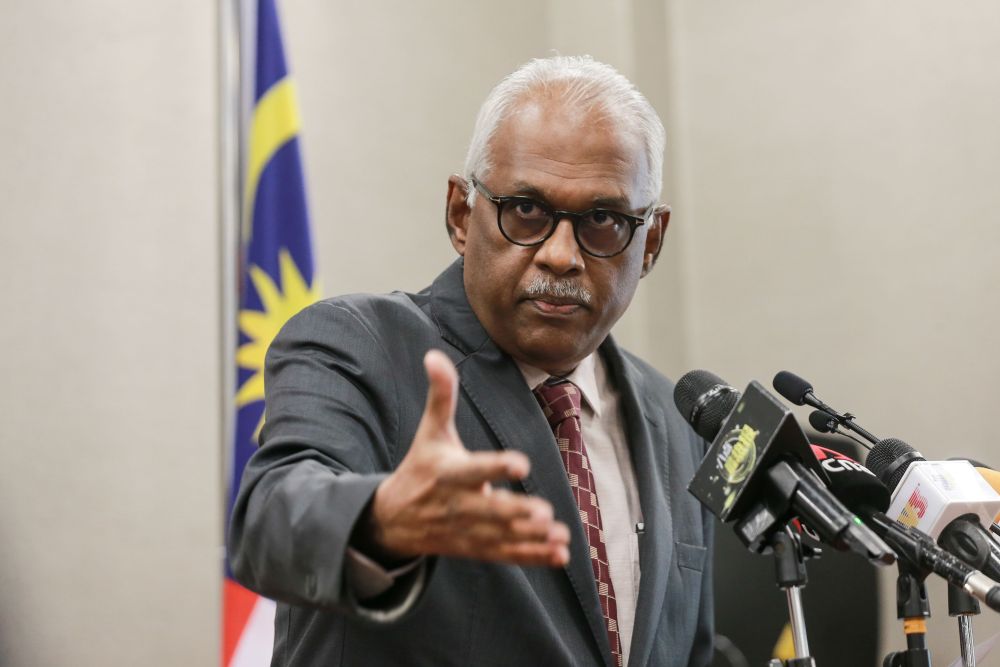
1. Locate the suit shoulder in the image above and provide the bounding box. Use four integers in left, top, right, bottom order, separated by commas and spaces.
280, 289, 433, 342
617, 347, 676, 395
614, 347, 708, 451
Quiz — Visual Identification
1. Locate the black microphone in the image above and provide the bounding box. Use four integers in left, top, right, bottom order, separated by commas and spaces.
676, 370, 894, 564
772, 371, 818, 408
866, 437, 925, 491
819, 451, 1000, 613
772, 370, 880, 447
808, 410, 837, 434
674, 370, 741, 441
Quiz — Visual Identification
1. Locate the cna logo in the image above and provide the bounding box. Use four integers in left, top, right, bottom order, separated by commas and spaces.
898, 486, 929, 527
808, 444, 874, 476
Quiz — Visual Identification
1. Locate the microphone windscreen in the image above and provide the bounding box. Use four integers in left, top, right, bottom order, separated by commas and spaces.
772, 370, 813, 405
866, 438, 925, 491
825, 468, 891, 515
674, 370, 726, 417
808, 410, 835, 433
673, 370, 740, 441
693, 390, 741, 442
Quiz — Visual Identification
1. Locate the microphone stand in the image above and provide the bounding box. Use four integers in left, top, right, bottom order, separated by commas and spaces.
948, 585, 979, 667
766, 526, 818, 667
883, 564, 933, 667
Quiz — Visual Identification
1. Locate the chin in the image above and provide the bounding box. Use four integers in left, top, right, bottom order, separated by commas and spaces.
515, 337, 593, 373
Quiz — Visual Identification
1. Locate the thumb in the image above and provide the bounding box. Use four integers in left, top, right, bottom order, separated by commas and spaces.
420, 349, 459, 438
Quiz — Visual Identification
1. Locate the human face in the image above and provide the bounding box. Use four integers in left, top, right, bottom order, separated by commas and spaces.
446, 99, 667, 375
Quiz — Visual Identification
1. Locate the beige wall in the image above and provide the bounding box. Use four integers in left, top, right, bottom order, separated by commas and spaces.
0, 1, 220, 665
1, 0, 998, 664
662, 1, 1000, 657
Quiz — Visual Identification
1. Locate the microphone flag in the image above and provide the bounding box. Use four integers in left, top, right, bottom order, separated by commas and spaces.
224, 2, 321, 666
687, 380, 825, 523
886, 461, 1000, 536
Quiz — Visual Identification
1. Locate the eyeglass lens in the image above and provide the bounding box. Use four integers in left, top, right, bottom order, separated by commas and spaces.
499, 198, 632, 256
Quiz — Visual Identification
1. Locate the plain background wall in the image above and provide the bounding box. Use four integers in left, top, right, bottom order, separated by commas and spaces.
662, 1, 1000, 659
1, 0, 997, 664
0, 2, 220, 666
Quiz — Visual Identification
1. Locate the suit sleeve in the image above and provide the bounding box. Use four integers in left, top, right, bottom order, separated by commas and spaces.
227, 300, 431, 618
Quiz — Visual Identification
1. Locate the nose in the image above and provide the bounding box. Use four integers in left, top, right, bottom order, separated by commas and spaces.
533, 218, 584, 275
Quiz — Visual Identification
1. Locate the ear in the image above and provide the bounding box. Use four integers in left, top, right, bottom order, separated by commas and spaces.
640, 205, 670, 278
445, 174, 471, 255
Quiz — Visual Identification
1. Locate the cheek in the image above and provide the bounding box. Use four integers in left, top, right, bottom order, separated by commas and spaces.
463, 228, 522, 307
594, 264, 644, 322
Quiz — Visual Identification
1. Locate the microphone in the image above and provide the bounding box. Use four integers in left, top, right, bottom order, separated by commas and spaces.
772, 371, 820, 408
772, 370, 880, 447
676, 371, 894, 564
866, 439, 1000, 582
674, 370, 740, 441
815, 447, 1000, 613
808, 410, 837, 434
866, 438, 927, 491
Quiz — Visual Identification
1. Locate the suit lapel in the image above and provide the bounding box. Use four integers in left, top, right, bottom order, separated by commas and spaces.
601, 340, 675, 667
429, 260, 614, 666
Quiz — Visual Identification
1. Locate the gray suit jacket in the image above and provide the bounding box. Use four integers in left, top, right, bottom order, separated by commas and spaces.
228, 259, 714, 667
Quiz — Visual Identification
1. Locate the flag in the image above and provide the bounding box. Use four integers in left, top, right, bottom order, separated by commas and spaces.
224, 1, 320, 664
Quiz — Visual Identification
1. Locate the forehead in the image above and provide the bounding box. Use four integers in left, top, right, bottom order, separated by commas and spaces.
486, 98, 649, 209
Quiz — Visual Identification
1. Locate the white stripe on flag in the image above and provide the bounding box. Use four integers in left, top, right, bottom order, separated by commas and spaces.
230, 597, 277, 667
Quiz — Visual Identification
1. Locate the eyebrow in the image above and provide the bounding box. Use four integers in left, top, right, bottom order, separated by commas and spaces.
509, 180, 633, 212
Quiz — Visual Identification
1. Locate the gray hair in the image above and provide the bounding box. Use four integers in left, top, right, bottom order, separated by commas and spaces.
463, 55, 665, 208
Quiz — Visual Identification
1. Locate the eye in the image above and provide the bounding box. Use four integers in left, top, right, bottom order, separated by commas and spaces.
586, 210, 622, 228
511, 200, 546, 219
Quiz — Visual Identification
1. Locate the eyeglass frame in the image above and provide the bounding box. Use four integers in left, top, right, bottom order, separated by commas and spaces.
469, 177, 658, 258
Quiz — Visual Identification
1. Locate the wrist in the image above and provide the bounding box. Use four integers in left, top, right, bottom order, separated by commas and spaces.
351, 480, 414, 566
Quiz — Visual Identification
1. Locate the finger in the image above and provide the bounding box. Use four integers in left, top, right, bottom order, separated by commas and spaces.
436, 487, 542, 524
435, 493, 565, 549
545, 521, 571, 547
492, 513, 569, 547
493, 541, 571, 567
420, 349, 458, 437
433, 520, 569, 566
438, 451, 531, 486
506, 516, 571, 546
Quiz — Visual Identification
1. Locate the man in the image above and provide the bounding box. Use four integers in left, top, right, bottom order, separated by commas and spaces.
229, 55, 714, 667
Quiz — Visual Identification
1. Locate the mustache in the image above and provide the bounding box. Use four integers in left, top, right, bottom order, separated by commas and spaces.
523, 276, 593, 305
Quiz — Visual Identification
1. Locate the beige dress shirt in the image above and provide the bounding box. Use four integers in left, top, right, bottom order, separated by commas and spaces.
516, 352, 644, 666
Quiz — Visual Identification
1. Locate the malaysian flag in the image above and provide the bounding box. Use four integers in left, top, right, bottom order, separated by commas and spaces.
224, 1, 320, 664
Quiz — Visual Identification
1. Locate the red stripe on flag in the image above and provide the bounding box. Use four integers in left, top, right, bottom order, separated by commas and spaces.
223, 578, 261, 665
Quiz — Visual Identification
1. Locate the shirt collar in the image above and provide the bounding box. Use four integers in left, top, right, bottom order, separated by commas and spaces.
515, 352, 604, 418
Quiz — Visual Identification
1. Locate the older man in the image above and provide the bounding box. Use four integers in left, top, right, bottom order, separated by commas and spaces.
228, 56, 714, 667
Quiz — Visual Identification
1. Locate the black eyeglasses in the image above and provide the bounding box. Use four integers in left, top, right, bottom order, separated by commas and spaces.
470, 177, 656, 258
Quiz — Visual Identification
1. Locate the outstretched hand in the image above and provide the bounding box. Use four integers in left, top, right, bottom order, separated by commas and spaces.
366, 350, 570, 567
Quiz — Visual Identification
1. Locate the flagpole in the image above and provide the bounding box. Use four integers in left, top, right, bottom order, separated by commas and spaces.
218, 0, 241, 563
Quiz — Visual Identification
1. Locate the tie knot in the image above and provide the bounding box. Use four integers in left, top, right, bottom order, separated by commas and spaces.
533, 379, 582, 427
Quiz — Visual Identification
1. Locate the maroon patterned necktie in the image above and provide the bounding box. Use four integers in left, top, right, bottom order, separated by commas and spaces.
533, 379, 623, 667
